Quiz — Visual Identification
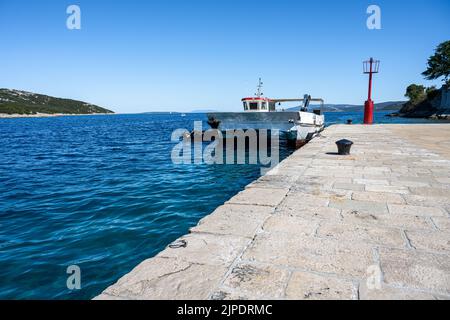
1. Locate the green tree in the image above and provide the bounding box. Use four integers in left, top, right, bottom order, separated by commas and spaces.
405, 84, 426, 104
422, 40, 450, 85
426, 85, 439, 100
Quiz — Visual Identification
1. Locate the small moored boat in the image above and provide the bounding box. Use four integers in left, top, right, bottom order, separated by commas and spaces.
206, 79, 325, 147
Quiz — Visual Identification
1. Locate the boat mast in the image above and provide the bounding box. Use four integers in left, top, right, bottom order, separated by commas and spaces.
255, 78, 264, 98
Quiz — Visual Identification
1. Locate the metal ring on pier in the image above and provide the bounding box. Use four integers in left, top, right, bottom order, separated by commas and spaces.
168, 240, 187, 249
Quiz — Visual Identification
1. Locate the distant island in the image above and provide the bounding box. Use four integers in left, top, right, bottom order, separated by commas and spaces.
0, 89, 114, 117
190, 109, 220, 113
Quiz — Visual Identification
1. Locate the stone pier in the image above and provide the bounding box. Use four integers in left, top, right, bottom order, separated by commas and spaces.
96, 124, 450, 300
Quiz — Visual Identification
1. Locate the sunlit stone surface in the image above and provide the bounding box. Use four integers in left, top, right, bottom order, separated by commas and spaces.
97, 124, 450, 300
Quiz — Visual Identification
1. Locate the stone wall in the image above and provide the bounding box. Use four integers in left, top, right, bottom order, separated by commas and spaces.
439, 86, 450, 113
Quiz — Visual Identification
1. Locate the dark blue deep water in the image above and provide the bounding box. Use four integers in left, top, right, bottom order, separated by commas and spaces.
0, 111, 443, 299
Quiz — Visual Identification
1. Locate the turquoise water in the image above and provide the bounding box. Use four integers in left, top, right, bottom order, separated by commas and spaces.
0, 111, 443, 299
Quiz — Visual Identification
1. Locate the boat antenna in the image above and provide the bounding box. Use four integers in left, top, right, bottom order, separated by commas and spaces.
255, 78, 264, 97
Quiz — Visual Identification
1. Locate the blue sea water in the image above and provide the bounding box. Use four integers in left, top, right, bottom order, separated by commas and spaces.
0, 111, 444, 299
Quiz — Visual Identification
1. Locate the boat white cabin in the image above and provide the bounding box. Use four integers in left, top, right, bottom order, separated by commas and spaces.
242, 98, 276, 112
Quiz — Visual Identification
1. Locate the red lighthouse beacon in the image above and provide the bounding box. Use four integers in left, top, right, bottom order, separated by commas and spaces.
363, 57, 380, 124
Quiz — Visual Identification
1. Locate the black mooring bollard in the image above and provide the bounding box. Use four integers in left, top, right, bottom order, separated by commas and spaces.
347, 119, 353, 125
336, 139, 353, 155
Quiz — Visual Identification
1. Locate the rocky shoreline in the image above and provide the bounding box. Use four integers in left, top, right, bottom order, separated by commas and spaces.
0, 113, 115, 119
387, 112, 450, 120
388, 86, 450, 120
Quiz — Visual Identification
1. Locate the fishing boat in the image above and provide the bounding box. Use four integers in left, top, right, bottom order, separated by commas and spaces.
206, 79, 325, 147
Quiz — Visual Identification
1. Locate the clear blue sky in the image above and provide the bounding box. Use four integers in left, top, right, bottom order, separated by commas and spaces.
0, 0, 449, 113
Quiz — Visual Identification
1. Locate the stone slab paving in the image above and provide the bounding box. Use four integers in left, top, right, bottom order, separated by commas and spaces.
96, 124, 450, 300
